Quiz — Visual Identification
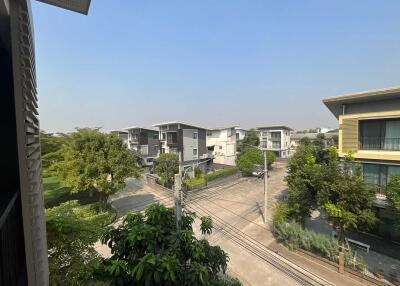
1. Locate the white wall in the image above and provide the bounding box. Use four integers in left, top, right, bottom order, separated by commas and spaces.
207, 128, 237, 165
183, 129, 199, 161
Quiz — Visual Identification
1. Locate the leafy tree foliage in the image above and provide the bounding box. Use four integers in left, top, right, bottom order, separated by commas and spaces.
46, 201, 111, 285
318, 153, 377, 243
98, 204, 241, 286
285, 144, 323, 223
237, 128, 260, 152
237, 148, 276, 176
385, 175, 400, 231
156, 153, 179, 188
40, 130, 67, 156
55, 128, 141, 210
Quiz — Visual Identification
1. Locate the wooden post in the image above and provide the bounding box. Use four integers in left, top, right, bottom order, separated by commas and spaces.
338, 251, 345, 273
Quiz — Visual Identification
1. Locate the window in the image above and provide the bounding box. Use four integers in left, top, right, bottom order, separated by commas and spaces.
154, 134, 159, 140
161, 148, 165, 154
262, 132, 268, 137
162, 133, 166, 140
360, 119, 400, 150
219, 146, 222, 150
236, 133, 239, 140
207, 131, 212, 136
193, 132, 198, 139
193, 149, 198, 156
154, 145, 159, 152
363, 163, 400, 192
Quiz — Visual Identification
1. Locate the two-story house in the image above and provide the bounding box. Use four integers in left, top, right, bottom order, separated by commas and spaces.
206, 127, 237, 166
323, 86, 400, 241
235, 127, 248, 141
257, 126, 293, 158
125, 127, 160, 166
153, 121, 210, 166
110, 130, 129, 146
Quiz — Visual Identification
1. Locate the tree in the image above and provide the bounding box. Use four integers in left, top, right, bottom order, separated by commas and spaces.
285, 144, 323, 223
237, 148, 262, 176
40, 130, 67, 155
156, 153, 179, 188
318, 152, 377, 244
237, 128, 260, 152
56, 128, 141, 210
98, 204, 242, 286
46, 200, 111, 285
385, 175, 400, 231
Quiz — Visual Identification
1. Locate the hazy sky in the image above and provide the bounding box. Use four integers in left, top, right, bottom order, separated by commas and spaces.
32, 1, 400, 133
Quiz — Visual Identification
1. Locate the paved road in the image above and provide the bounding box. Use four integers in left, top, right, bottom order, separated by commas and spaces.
99, 164, 365, 285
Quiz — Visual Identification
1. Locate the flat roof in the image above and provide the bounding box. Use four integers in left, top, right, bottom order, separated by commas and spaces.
36, 0, 91, 15
207, 126, 239, 131
323, 86, 400, 118
257, 126, 293, 131
153, 121, 206, 130
123, 126, 158, 132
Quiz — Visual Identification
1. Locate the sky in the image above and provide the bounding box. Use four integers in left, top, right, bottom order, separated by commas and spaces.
32, 0, 400, 133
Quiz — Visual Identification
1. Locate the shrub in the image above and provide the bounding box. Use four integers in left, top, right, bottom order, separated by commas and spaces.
184, 176, 207, 190
272, 202, 291, 225
194, 166, 203, 178
205, 167, 238, 182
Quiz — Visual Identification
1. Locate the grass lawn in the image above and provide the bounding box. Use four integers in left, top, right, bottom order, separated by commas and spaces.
43, 176, 99, 208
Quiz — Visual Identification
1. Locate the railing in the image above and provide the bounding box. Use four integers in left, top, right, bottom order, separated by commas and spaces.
360, 137, 400, 151
0, 192, 27, 285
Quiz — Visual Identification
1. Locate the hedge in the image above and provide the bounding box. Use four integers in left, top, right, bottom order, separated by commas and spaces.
184, 167, 239, 190
205, 167, 239, 181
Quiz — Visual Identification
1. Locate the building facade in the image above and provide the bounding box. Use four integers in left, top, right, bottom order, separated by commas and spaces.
206, 127, 237, 166
110, 130, 129, 146
257, 126, 293, 158
235, 128, 248, 141
153, 121, 210, 166
323, 86, 400, 242
125, 127, 159, 166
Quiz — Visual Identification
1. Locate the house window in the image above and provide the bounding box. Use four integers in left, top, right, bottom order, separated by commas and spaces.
161, 148, 165, 154
219, 146, 222, 150
360, 119, 400, 150
193, 132, 198, 139
236, 133, 239, 140
207, 131, 212, 136
162, 133, 166, 140
193, 149, 198, 156
154, 134, 159, 140
363, 163, 400, 193
154, 145, 159, 152
262, 132, 268, 137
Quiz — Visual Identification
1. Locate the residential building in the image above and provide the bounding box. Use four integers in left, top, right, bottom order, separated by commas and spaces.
153, 121, 210, 166
235, 127, 248, 141
290, 131, 338, 149
125, 127, 160, 166
206, 127, 237, 166
323, 86, 400, 242
257, 126, 293, 158
110, 130, 129, 146
0, 0, 90, 285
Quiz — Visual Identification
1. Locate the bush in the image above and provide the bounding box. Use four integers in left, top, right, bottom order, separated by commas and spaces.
273, 221, 341, 262
272, 202, 291, 225
194, 166, 203, 178
184, 176, 207, 190
206, 167, 238, 182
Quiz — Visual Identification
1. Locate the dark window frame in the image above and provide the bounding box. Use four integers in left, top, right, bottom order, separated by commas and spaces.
359, 118, 400, 151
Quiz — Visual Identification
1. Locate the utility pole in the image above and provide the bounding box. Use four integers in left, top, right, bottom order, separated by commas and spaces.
263, 150, 268, 225
174, 151, 183, 229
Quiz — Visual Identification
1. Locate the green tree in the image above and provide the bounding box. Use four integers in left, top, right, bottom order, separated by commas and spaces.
156, 153, 179, 188
318, 153, 377, 243
385, 175, 400, 231
56, 128, 141, 210
46, 201, 111, 285
237, 128, 260, 152
40, 130, 67, 155
98, 204, 241, 286
237, 148, 276, 176
285, 144, 323, 223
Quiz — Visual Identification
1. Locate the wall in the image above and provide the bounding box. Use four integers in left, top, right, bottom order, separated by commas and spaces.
182, 129, 199, 162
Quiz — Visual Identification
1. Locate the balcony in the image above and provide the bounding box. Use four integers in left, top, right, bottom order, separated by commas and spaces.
360, 137, 400, 151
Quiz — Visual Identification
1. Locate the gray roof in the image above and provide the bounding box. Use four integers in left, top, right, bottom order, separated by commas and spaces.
257, 126, 293, 131
323, 86, 400, 118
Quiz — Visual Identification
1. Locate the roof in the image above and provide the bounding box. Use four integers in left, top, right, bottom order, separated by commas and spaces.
257, 126, 293, 131
323, 86, 400, 119
36, 0, 91, 15
153, 121, 206, 130
109, 130, 128, 134
123, 126, 158, 132
207, 126, 239, 131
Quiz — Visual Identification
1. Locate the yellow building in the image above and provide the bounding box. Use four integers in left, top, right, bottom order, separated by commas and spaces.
323, 86, 400, 242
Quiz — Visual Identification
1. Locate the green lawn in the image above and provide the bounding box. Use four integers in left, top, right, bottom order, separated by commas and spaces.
43, 176, 99, 208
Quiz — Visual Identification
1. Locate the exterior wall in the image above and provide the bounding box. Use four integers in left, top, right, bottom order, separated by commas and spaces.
338, 110, 400, 161
182, 129, 199, 162
147, 131, 159, 158
206, 128, 237, 166
236, 129, 247, 140
258, 128, 292, 158
197, 128, 207, 158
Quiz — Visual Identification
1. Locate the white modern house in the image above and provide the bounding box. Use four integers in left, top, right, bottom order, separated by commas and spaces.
257, 126, 293, 158
206, 127, 237, 166
235, 127, 248, 141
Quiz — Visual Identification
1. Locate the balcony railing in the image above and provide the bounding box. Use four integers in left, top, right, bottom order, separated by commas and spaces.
360, 137, 400, 151
0, 192, 27, 285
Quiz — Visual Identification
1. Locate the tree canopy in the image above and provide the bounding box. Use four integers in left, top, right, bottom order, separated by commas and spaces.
237, 128, 260, 152
386, 175, 400, 231
46, 200, 112, 285
55, 128, 141, 209
98, 204, 242, 286
156, 153, 179, 188
237, 148, 276, 176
